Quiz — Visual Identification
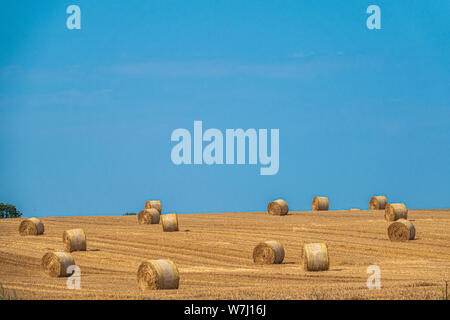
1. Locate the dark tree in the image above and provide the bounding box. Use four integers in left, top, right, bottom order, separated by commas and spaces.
0, 203, 23, 218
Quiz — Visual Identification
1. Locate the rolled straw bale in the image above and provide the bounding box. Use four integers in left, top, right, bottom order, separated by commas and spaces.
145, 200, 162, 213
384, 203, 408, 221
19, 218, 44, 236
62, 229, 87, 252
349, 208, 361, 211
303, 243, 329, 271
161, 213, 179, 232
388, 219, 415, 242
369, 195, 388, 210
253, 241, 285, 264
137, 259, 179, 290
312, 196, 329, 211
138, 208, 160, 225
41, 252, 76, 277
267, 199, 289, 216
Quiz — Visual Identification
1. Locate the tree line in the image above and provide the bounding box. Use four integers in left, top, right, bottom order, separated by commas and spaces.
0, 203, 22, 218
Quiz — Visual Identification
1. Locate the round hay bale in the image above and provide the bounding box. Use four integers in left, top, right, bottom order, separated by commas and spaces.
137, 259, 179, 290
303, 243, 329, 271
267, 199, 289, 216
312, 196, 329, 211
19, 218, 44, 236
384, 203, 408, 221
253, 241, 285, 264
41, 252, 76, 277
62, 229, 87, 252
369, 195, 388, 210
388, 219, 415, 242
138, 208, 160, 225
161, 213, 179, 232
145, 200, 162, 213
349, 208, 361, 211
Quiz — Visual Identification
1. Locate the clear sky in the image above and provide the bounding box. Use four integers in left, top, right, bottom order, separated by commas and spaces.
1, 1, 449, 217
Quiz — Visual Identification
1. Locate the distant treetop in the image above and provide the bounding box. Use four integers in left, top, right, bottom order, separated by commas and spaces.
0, 203, 23, 218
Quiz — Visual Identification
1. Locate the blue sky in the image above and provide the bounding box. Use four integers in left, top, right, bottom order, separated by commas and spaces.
1, 1, 449, 217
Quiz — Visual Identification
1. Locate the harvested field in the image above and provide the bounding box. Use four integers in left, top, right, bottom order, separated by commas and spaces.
0, 209, 449, 300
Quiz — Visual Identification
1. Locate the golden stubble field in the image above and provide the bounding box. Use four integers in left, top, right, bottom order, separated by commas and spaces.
0, 209, 449, 300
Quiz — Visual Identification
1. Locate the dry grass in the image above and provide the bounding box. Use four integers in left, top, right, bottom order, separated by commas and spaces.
0, 209, 449, 300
